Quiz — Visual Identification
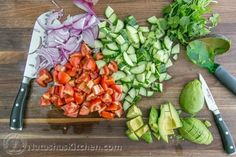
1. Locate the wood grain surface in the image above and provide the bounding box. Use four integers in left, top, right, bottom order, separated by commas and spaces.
0, 0, 236, 156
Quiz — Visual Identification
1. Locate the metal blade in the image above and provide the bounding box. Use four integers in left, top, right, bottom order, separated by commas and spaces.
23, 11, 52, 79
199, 74, 219, 112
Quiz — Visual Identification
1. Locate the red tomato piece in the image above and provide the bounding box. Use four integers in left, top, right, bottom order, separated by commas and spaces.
69, 56, 81, 67
87, 80, 94, 89
83, 58, 97, 71
112, 92, 122, 101
79, 105, 90, 115
74, 92, 84, 105
106, 88, 114, 95
64, 63, 73, 69
42, 92, 51, 100
90, 98, 102, 107
111, 84, 122, 93
55, 65, 66, 72
57, 98, 65, 107
52, 70, 58, 83
58, 71, 71, 84
58, 85, 64, 98
92, 85, 104, 95
48, 86, 55, 95
94, 52, 104, 60
81, 42, 91, 57
93, 76, 101, 85
89, 99, 102, 112
40, 97, 51, 106
106, 103, 119, 111
101, 93, 112, 103
86, 92, 96, 101
101, 77, 108, 91
110, 61, 118, 72
62, 102, 79, 117
64, 84, 74, 96
78, 82, 91, 94
36, 78, 46, 87
101, 111, 115, 119
66, 67, 77, 77
68, 79, 75, 87
70, 52, 82, 58
103, 66, 110, 76
105, 77, 115, 86
64, 96, 75, 104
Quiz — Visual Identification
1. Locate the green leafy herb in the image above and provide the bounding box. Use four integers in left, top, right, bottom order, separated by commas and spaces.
163, 0, 220, 45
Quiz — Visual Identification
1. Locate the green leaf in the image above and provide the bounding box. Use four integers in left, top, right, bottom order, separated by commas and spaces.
209, 13, 220, 27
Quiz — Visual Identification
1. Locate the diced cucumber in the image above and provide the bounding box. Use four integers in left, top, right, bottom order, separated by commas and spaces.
147, 16, 158, 24
98, 21, 107, 28
165, 59, 173, 68
120, 43, 129, 52
108, 13, 118, 24
127, 45, 135, 55
105, 6, 114, 18
112, 71, 126, 81
109, 32, 118, 38
129, 54, 137, 63
128, 33, 139, 44
128, 88, 136, 98
125, 95, 134, 103
121, 74, 134, 83
173, 54, 178, 61
165, 74, 172, 80
124, 67, 131, 75
159, 73, 167, 82
122, 84, 130, 93
126, 25, 138, 34
146, 71, 152, 80
102, 48, 118, 56
120, 93, 126, 101
136, 73, 146, 83
138, 32, 146, 44
123, 52, 134, 66
107, 42, 119, 51
171, 44, 180, 54
116, 35, 126, 45
94, 40, 103, 49
96, 60, 106, 69
164, 36, 173, 50
130, 63, 146, 74
114, 19, 124, 33
153, 40, 161, 50
147, 74, 157, 84
139, 87, 147, 96
125, 15, 137, 26
123, 100, 131, 111
147, 91, 154, 97
151, 63, 156, 73
138, 26, 149, 33
132, 42, 140, 48
154, 50, 165, 62
98, 31, 106, 39
118, 63, 127, 70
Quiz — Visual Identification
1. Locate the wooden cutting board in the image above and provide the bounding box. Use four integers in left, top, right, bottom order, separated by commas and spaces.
0, 0, 236, 156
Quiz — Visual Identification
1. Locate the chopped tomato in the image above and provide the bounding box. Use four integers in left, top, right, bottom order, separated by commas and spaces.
114, 108, 124, 118
68, 79, 75, 87
36, 78, 46, 87
101, 93, 112, 103
74, 93, 84, 105
55, 65, 66, 72
93, 76, 101, 84
52, 70, 58, 83
112, 92, 122, 101
70, 52, 82, 58
90, 98, 102, 107
106, 88, 114, 95
62, 102, 79, 117
108, 61, 118, 73
83, 58, 97, 71
94, 52, 103, 60
105, 77, 115, 86
92, 85, 104, 95
58, 71, 71, 84
89, 100, 102, 112
36, 69, 52, 87
42, 92, 50, 100
78, 82, 91, 94
76, 73, 90, 83
106, 103, 119, 111
101, 77, 108, 91
64, 96, 75, 104
103, 66, 110, 76
64, 84, 74, 96
69, 56, 81, 67
86, 93, 96, 101
111, 84, 122, 93
40, 97, 51, 106
48, 86, 55, 95
101, 111, 115, 119
79, 105, 89, 115
66, 67, 77, 77
64, 63, 73, 69
80, 42, 91, 56
87, 80, 94, 89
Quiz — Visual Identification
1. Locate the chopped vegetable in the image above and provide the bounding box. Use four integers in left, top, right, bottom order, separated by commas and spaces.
37, 43, 123, 119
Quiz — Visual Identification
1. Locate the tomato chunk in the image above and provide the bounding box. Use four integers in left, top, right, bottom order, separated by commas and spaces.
101, 111, 115, 119
58, 71, 71, 84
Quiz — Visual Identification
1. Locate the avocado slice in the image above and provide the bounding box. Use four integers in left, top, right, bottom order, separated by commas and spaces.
150, 123, 158, 133
126, 105, 142, 119
141, 130, 153, 143
152, 132, 161, 140
148, 107, 159, 133
126, 116, 144, 132
168, 103, 182, 128
126, 130, 139, 141
135, 124, 149, 138
158, 105, 169, 143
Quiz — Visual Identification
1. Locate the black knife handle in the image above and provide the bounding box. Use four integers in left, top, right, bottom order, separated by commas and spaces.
10, 82, 30, 131
213, 113, 236, 155
214, 65, 236, 95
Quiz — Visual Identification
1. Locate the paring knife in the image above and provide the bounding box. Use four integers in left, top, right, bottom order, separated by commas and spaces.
10, 11, 52, 131
199, 74, 236, 155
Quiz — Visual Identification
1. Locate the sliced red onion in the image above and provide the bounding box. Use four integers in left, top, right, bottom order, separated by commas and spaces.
36, 1, 99, 72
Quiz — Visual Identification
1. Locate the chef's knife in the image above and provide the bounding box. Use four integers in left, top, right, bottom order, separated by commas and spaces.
199, 74, 236, 155
10, 11, 52, 131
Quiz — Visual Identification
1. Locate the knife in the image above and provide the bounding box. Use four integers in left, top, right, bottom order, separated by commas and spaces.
199, 74, 236, 155
10, 11, 52, 131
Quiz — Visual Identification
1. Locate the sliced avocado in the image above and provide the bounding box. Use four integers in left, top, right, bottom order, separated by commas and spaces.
166, 129, 174, 135
148, 106, 159, 125
158, 105, 169, 143
141, 131, 153, 143
126, 130, 139, 141
135, 124, 149, 138
168, 103, 182, 128
150, 123, 158, 133
126, 116, 144, 132
152, 132, 161, 140
126, 105, 142, 119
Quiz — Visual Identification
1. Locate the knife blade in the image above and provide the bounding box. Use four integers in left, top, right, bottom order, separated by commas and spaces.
10, 11, 52, 131
199, 74, 236, 155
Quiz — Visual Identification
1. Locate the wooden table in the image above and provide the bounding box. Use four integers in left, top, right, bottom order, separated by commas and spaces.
0, 0, 236, 156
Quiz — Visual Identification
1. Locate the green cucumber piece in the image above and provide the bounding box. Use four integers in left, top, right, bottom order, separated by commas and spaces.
107, 42, 119, 51
125, 15, 137, 26
121, 74, 134, 83
102, 48, 118, 56
130, 64, 146, 74
114, 19, 124, 33
136, 73, 146, 83
123, 52, 134, 66
111, 71, 126, 81
129, 54, 137, 63
95, 60, 106, 69
105, 6, 114, 18
164, 36, 173, 50
108, 13, 118, 24
147, 16, 158, 24
123, 100, 131, 111
171, 44, 180, 54
120, 43, 129, 52
116, 35, 126, 45
139, 87, 147, 96
127, 45, 135, 55
98, 21, 107, 28
94, 40, 103, 49
125, 95, 134, 103
138, 26, 149, 33
128, 88, 136, 98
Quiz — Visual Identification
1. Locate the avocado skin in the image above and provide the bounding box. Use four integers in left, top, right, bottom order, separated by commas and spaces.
180, 80, 204, 115
178, 118, 213, 145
